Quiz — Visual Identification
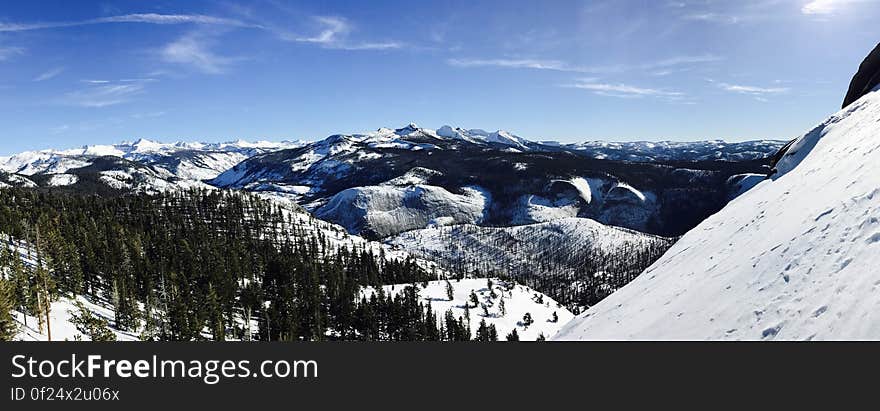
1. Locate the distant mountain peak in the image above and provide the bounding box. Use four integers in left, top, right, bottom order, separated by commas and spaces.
392, 123, 424, 136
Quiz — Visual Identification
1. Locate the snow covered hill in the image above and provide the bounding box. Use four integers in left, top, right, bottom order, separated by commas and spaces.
555, 85, 880, 341
317, 184, 490, 238
363, 278, 573, 340
15, 278, 568, 341
13, 296, 140, 341
0, 172, 37, 188
387, 218, 673, 310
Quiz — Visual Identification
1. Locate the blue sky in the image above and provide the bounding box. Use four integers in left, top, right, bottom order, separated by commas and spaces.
1, 0, 879, 154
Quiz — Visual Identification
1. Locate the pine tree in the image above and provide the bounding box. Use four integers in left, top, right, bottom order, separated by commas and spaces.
445, 279, 454, 301
0, 277, 18, 341
551, 311, 558, 323
522, 312, 533, 328
475, 319, 491, 342
505, 328, 519, 341
498, 297, 506, 317
69, 301, 116, 341
9, 248, 29, 328
32, 231, 55, 341
458, 316, 471, 341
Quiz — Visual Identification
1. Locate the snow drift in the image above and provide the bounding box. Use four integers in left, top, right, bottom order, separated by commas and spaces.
556, 85, 880, 341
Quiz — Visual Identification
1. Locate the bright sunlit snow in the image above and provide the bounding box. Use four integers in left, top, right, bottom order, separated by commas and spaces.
556, 87, 880, 341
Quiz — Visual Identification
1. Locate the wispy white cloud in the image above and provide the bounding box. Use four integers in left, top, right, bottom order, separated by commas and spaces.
161, 33, 238, 74
291, 16, 349, 44
0, 46, 24, 61
447, 58, 586, 72
801, 0, 861, 14
1, 11, 406, 64
672, 0, 790, 24
562, 79, 685, 99
280, 16, 404, 51
447, 54, 722, 74
131, 111, 166, 119
95, 13, 258, 27
33, 67, 65, 82
639, 54, 723, 71
62, 80, 149, 107
682, 12, 743, 24
331, 41, 403, 51
718, 82, 789, 95
0, 13, 258, 32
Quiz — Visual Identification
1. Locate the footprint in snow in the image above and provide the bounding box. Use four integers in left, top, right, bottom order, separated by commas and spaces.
761, 325, 782, 340
837, 257, 854, 271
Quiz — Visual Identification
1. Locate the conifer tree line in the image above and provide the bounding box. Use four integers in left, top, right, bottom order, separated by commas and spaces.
0, 188, 494, 341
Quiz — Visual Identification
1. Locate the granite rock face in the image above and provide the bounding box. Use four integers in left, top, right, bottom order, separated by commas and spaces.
843, 42, 880, 109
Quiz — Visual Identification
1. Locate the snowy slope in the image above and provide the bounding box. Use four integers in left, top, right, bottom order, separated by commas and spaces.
2, 193, 442, 341
267, 197, 441, 271
388, 217, 669, 274
0, 172, 37, 188
0, 235, 140, 341
13, 296, 140, 341
555, 87, 880, 341
363, 278, 573, 340
316, 184, 490, 238
387, 217, 673, 310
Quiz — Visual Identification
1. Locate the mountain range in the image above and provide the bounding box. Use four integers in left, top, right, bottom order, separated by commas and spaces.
0, 121, 785, 339
0, 126, 784, 239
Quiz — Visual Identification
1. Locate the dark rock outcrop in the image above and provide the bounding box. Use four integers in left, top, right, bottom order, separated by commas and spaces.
772, 42, 880, 172
843, 42, 880, 109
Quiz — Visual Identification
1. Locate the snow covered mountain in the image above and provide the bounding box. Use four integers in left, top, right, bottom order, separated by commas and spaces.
0, 138, 304, 187
555, 84, 880, 340
556, 140, 783, 162
212, 123, 781, 239
24, 155, 216, 194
